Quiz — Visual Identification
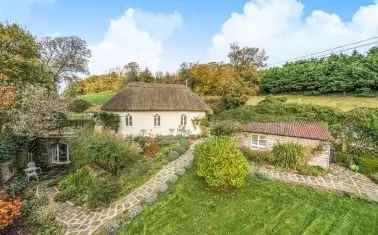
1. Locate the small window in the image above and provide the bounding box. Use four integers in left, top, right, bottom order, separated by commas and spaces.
180, 114, 187, 126
51, 143, 70, 164
125, 114, 133, 127
154, 114, 161, 127
251, 135, 268, 149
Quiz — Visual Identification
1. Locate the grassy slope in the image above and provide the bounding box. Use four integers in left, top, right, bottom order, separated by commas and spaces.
77, 91, 116, 105
248, 95, 378, 111
120, 171, 378, 235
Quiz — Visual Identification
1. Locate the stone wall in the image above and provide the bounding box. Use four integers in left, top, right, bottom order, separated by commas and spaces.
237, 132, 330, 168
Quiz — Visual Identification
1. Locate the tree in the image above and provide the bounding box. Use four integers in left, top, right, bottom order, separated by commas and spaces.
39, 36, 91, 87
228, 43, 268, 69
139, 68, 154, 82
0, 23, 51, 88
122, 62, 140, 83
5, 85, 67, 137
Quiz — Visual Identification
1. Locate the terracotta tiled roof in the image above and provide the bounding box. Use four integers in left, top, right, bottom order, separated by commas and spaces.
243, 121, 332, 141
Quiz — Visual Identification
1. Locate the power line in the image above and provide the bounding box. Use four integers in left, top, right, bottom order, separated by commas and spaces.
270, 36, 378, 66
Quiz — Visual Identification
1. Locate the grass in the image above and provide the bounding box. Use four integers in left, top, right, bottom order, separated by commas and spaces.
77, 90, 116, 105
119, 170, 378, 235
248, 95, 378, 111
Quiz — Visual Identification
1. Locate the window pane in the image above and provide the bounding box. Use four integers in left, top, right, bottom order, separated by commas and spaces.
59, 143, 68, 161
259, 136, 267, 146
251, 135, 258, 145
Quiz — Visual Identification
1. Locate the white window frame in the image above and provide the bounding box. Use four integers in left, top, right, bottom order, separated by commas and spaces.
154, 113, 161, 127
125, 113, 133, 127
51, 143, 70, 164
251, 135, 268, 149
180, 114, 187, 126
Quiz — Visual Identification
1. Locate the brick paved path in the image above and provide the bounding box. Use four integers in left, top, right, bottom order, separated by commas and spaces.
50, 142, 197, 235
256, 164, 378, 202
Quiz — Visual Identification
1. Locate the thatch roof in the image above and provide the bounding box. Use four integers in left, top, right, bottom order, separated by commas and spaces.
243, 121, 332, 141
102, 82, 211, 112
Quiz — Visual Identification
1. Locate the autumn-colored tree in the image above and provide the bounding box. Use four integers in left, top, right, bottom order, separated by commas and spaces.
67, 72, 123, 96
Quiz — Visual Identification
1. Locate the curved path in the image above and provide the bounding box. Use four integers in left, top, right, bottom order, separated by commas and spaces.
51, 143, 197, 235
256, 164, 378, 202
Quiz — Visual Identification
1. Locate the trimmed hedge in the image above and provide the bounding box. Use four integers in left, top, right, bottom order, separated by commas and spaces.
194, 137, 249, 190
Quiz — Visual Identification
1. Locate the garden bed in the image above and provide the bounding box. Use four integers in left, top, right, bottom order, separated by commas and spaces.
54, 133, 192, 209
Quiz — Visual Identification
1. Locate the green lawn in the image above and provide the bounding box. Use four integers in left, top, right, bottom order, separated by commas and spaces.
248, 95, 378, 111
77, 90, 116, 105
119, 171, 378, 235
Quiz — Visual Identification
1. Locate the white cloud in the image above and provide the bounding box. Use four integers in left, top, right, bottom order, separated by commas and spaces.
90, 9, 182, 74
209, 0, 378, 65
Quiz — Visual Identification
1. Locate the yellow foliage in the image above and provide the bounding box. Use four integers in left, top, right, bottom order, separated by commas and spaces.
73, 72, 123, 95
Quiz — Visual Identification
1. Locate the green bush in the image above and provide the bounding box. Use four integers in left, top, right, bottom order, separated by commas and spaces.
69, 99, 92, 112
55, 169, 94, 202
87, 179, 120, 208
173, 145, 186, 155
194, 137, 249, 190
56, 168, 120, 208
94, 112, 120, 132
71, 132, 139, 175
272, 143, 306, 169
297, 165, 327, 176
355, 155, 378, 175
211, 121, 241, 136
5, 176, 27, 198
167, 151, 180, 161
240, 147, 273, 164
335, 152, 354, 166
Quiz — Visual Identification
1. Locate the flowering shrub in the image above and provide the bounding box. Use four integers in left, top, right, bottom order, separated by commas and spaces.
0, 192, 22, 230
144, 142, 160, 158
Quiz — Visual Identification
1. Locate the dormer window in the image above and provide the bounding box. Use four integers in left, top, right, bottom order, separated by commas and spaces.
180, 114, 187, 126
154, 114, 161, 127
125, 114, 133, 127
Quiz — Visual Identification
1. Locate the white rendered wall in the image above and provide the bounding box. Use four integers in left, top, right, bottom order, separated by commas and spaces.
113, 111, 206, 136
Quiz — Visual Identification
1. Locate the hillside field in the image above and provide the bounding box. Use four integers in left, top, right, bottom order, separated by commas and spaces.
76, 91, 116, 105
248, 95, 378, 111
77, 92, 378, 112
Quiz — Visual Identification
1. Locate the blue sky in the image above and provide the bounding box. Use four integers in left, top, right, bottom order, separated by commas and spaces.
1, 0, 378, 74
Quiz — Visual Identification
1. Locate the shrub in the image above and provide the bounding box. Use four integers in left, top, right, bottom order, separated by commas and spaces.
178, 137, 190, 150
87, 179, 120, 208
55, 169, 94, 202
0, 192, 22, 231
94, 112, 120, 132
173, 145, 187, 155
167, 151, 180, 161
335, 152, 354, 166
72, 132, 139, 175
194, 137, 249, 190
272, 143, 306, 169
144, 142, 160, 158
355, 155, 378, 175
5, 176, 26, 198
297, 165, 327, 176
211, 121, 241, 136
371, 173, 378, 184
69, 99, 92, 112
240, 147, 273, 164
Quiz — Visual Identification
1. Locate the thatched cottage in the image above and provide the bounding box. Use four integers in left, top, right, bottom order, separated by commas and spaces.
238, 121, 332, 168
102, 82, 211, 136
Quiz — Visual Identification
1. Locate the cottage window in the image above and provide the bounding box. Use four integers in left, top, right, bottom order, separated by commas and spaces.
251, 135, 267, 149
51, 143, 70, 164
154, 114, 161, 127
125, 114, 133, 127
180, 114, 187, 126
